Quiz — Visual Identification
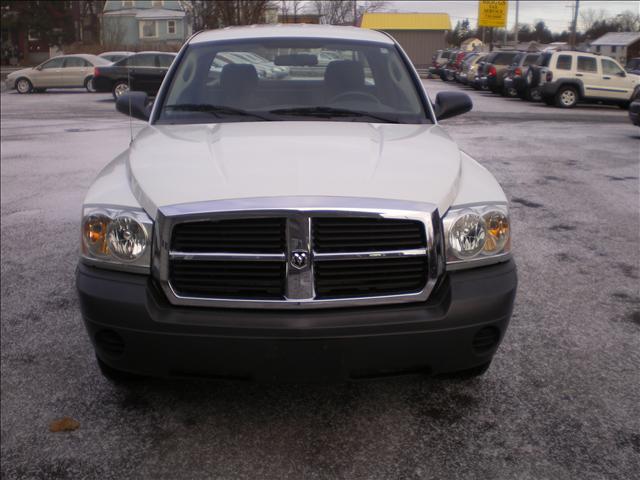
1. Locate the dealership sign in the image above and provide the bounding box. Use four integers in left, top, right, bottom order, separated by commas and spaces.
478, 0, 508, 28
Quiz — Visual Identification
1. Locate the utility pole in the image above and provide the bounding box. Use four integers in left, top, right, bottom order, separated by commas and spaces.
353, 0, 358, 26
570, 0, 580, 49
514, 0, 519, 44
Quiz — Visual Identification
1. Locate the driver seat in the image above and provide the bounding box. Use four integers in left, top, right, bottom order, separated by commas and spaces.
324, 60, 365, 102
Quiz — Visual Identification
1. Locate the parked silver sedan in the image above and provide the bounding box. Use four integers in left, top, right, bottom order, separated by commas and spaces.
5, 54, 111, 94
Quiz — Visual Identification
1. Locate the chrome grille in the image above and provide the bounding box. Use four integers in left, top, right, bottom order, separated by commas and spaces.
313, 217, 426, 253
155, 197, 443, 309
314, 257, 428, 298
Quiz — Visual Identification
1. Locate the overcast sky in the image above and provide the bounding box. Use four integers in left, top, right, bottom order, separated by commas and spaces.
384, 1, 640, 32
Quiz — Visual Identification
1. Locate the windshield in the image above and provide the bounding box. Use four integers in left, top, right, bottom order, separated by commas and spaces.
157, 38, 429, 125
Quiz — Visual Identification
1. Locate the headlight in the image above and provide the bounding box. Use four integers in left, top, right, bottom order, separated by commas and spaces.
81, 207, 153, 273
107, 216, 148, 260
443, 204, 510, 270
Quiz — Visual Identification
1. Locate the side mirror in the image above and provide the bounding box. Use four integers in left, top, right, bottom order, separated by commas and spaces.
617, 71, 626, 77
116, 91, 151, 121
434, 91, 472, 121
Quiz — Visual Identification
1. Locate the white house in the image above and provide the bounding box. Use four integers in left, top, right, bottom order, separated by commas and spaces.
591, 32, 640, 65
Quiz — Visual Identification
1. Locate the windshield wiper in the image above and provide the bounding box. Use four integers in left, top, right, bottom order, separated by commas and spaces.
164, 104, 272, 121
269, 106, 400, 123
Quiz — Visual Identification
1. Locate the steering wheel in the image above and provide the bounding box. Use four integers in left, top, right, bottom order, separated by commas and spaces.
330, 90, 381, 105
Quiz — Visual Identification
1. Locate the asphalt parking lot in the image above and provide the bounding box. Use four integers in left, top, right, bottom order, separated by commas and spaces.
1, 82, 639, 479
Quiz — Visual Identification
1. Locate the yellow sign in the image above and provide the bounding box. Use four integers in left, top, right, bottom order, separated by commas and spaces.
478, 0, 508, 28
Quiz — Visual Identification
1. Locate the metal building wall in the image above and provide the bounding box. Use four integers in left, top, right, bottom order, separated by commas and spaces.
382, 30, 447, 68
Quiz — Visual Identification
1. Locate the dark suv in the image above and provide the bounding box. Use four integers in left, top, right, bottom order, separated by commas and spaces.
503, 52, 542, 100
479, 51, 521, 94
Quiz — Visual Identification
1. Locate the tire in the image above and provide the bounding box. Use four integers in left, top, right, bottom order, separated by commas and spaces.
446, 70, 455, 82
503, 86, 518, 98
97, 356, 145, 384
85, 76, 96, 93
555, 85, 578, 108
529, 87, 542, 102
15, 77, 32, 94
112, 80, 129, 100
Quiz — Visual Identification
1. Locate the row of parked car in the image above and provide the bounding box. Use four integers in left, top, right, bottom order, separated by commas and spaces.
430, 48, 640, 115
5, 49, 352, 100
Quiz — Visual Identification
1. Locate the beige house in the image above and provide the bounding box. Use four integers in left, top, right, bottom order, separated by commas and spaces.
360, 12, 451, 68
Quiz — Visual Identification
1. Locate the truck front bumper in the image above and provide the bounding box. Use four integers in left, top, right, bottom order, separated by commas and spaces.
77, 259, 517, 382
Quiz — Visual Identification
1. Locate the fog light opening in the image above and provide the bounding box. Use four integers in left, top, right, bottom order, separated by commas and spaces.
472, 326, 500, 354
95, 329, 125, 357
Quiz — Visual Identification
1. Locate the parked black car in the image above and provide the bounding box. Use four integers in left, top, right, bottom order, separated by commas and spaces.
478, 51, 521, 94
503, 52, 542, 100
93, 51, 177, 99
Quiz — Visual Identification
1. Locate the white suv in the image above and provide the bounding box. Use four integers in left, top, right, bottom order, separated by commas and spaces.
531, 51, 640, 108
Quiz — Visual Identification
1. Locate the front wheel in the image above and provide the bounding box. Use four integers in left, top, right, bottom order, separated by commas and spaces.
555, 86, 578, 108
16, 78, 32, 94
503, 86, 518, 97
112, 80, 129, 100
529, 87, 542, 102
85, 76, 96, 93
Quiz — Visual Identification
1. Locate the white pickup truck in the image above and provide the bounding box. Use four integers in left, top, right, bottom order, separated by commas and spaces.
77, 25, 517, 383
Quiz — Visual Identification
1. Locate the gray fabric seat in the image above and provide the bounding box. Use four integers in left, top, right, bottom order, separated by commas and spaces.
324, 60, 365, 100
220, 64, 259, 107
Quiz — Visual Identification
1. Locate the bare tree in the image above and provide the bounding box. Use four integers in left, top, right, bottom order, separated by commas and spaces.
311, 0, 354, 25
102, 17, 127, 49
357, 1, 388, 16
579, 8, 608, 33
280, 0, 304, 22
184, 0, 276, 29
615, 10, 640, 32
310, 0, 388, 25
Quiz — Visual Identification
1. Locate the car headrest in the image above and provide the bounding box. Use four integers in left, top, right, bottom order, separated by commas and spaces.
324, 60, 365, 92
220, 64, 258, 92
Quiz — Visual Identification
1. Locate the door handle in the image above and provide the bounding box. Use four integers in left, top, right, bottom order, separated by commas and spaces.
576, 73, 583, 77
603, 76, 611, 80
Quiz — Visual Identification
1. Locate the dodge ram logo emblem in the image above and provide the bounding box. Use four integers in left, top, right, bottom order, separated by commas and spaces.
290, 251, 309, 270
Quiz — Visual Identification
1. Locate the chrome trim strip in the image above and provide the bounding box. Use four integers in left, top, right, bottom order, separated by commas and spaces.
446, 252, 512, 271
153, 196, 444, 310
313, 248, 428, 261
169, 251, 285, 261
285, 215, 314, 300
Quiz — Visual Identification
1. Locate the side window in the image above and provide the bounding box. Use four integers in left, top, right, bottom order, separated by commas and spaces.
64, 57, 88, 68
524, 54, 539, 66
130, 54, 156, 67
577, 56, 598, 73
601, 58, 624, 76
158, 55, 175, 68
556, 55, 572, 70
41, 57, 64, 69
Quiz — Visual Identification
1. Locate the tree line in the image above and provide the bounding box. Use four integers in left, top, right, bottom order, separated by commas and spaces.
446, 8, 640, 47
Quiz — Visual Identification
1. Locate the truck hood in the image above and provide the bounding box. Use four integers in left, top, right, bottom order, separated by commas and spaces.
127, 122, 462, 217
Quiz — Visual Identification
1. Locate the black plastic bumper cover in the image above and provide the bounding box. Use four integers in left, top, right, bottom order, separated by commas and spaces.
77, 259, 517, 381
